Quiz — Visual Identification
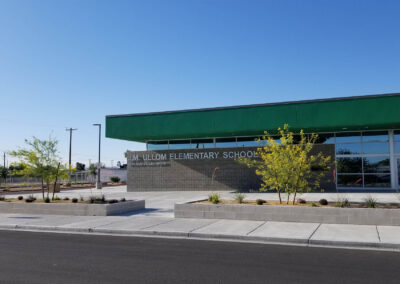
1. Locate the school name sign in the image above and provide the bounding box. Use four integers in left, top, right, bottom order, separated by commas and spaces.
127, 149, 258, 167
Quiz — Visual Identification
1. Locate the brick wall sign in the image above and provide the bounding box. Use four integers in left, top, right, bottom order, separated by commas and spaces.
126, 145, 335, 192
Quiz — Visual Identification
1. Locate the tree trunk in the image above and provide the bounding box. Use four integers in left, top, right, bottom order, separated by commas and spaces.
277, 188, 282, 204
292, 190, 297, 205
41, 178, 45, 200
52, 163, 60, 200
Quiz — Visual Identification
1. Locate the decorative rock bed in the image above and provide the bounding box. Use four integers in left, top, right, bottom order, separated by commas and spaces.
175, 202, 400, 226
0, 200, 145, 216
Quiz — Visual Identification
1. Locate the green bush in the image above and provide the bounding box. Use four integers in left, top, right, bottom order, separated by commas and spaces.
234, 193, 246, 204
120, 197, 126, 202
0, 196, 5, 201
54, 195, 61, 201
256, 199, 266, 205
17, 196, 23, 201
296, 198, 306, 204
110, 176, 121, 183
363, 196, 377, 208
208, 193, 220, 204
72, 198, 78, 203
335, 198, 350, 208
319, 199, 328, 205
44, 197, 50, 203
108, 199, 119, 204
311, 202, 317, 207
63, 197, 70, 201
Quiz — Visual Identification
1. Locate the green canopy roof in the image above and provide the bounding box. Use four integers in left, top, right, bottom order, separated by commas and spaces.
106, 93, 400, 142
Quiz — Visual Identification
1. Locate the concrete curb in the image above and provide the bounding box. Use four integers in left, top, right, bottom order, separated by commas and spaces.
0, 224, 399, 252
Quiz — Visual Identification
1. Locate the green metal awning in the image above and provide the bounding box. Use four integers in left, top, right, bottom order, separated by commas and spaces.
106, 93, 400, 142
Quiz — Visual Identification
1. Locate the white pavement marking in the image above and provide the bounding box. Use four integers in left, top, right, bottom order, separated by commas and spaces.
377, 226, 400, 244
191, 219, 264, 236
248, 221, 319, 240
310, 224, 380, 243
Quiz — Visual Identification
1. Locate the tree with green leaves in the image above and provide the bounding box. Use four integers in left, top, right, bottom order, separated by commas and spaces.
0, 166, 8, 188
239, 124, 331, 204
10, 137, 69, 200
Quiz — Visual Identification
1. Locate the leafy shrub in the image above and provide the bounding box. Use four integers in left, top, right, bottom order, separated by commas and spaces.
25, 198, 33, 203
110, 176, 120, 183
44, 197, 50, 203
63, 197, 70, 201
311, 202, 317, 207
108, 199, 119, 204
72, 198, 78, 203
319, 199, 328, 206
80, 196, 84, 201
256, 199, 266, 205
0, 196, 5, 201
208, 193, 220, 204
120, 197, 126, 202
363, 196, 377, 208
335, 198, 350, 208
54, 195, 61, 201
296, 198, 306, 204
234, 193, 246, 204
65, 182, 72, 187
17, 196, 23, 201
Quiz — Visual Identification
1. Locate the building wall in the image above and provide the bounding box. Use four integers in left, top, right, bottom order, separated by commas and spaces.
126, 145, 336, 192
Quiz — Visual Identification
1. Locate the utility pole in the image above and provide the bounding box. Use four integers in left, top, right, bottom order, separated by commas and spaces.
93, 124, 102, 189
66, 128, 77, 169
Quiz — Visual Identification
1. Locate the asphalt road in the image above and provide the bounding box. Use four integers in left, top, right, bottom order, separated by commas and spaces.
0, 230, 399, 284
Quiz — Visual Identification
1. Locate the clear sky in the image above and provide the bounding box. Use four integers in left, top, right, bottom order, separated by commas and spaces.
0, 0, 399, 167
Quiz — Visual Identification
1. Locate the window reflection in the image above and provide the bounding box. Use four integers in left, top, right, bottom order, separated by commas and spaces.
336, 143, 361, 155
337, 174, 363, 187
337, 157, 362, 173
315, 133, 335, 144
362, 131, 388, 142
364, 174, 390, 187
335, 133, 361, 143
363, 142, 389, 154
363, 157, 390, 173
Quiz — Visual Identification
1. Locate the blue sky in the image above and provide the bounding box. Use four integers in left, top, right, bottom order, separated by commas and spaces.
0, 0, 399, 167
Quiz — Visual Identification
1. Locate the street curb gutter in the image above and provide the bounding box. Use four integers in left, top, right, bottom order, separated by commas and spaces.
0, 224, 399, 252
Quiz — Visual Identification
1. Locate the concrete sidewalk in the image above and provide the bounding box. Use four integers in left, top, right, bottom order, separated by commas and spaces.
0, 213, 399, 251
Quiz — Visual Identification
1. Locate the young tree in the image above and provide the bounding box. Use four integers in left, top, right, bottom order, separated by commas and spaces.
239, 125, 331, 204
0, 166, 8, 188
10, 137, 68, 200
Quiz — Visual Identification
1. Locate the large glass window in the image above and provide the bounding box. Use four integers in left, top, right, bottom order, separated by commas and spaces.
335, 131, 391, 189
